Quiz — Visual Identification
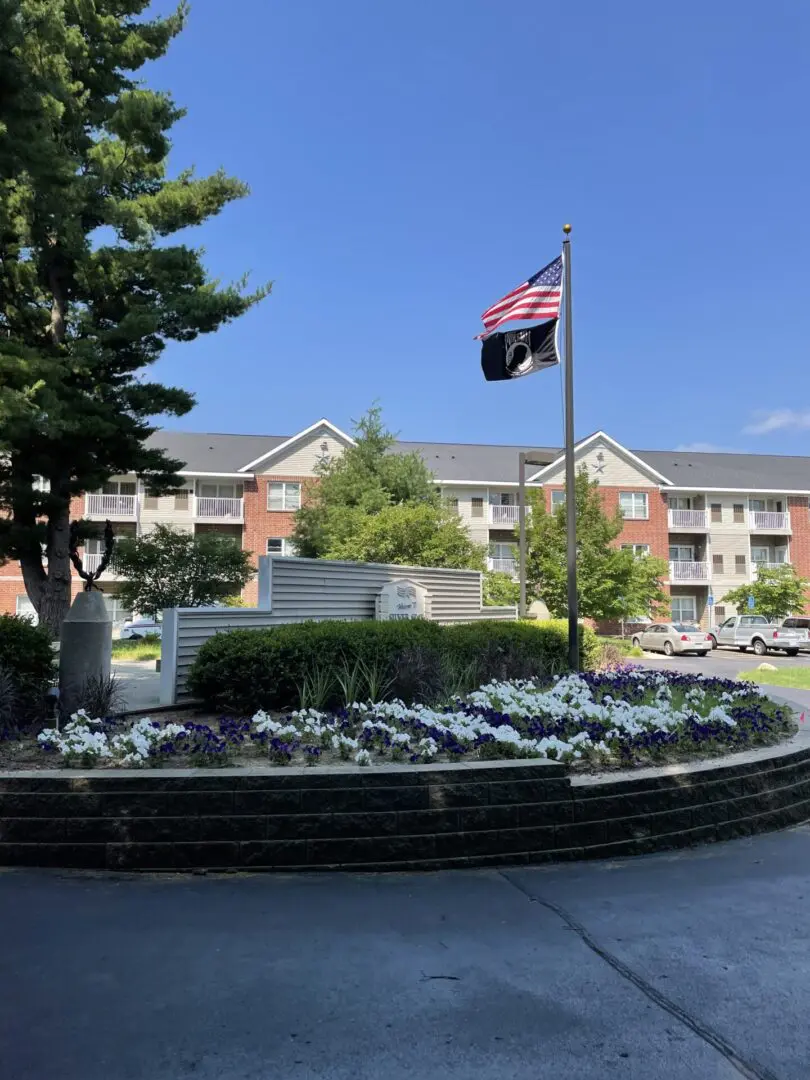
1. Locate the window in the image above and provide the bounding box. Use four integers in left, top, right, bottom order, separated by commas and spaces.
266, 537, 297, 556
712, 554, 724, 573
174, 491, 189, 511
735, 554, 746, 573
268, 482, 301, 511
710, 503, 722, 523
669, 545, 694, 562
491, 492, 516, 506
619, 492, 648, 519
733, 503, 745, 523
622, 543, 650, 556
471, 497, 484, 518
671, 595, 697, 622
720, 617, 736, 629
102, 595, 132, 625
15, 595, 37, 624
143, 494, 159, 510
669, 496, 692, 510
102, 480, 136, 496
32, 475, 50, 493
489, 542, 516, 559
201, 482, 243, 500
714, 605, 726, 624
550, 490, 566, 510
740, 615, 767, 626
749, 498, 765, 512
446, 497, 459, 515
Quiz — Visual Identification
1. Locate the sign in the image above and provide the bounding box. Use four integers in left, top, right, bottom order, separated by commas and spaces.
707, 594, 714, 607
747, 595, 756, 610
376, 579, 429, 621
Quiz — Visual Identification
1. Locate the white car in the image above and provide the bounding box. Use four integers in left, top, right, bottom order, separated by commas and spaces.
119, 618, 162, 640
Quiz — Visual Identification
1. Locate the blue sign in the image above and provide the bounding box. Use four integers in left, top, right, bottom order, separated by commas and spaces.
747, 595, 756, 610
707, 594, 714, 606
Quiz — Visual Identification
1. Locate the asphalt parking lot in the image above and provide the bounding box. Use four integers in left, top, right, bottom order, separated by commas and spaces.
635, 646, 810, 680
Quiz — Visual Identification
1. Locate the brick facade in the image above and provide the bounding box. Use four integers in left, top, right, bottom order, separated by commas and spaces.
242, 475, 312, 605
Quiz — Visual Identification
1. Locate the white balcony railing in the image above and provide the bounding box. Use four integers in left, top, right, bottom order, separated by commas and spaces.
489, 504, 521, 525
668, 509, 708, 529
754, 561, 790, 576
750, 511, 791, 531
82, 552, 123, 576
487, 557, 518, 575
193, 496, 244, 522
669, 560, 710, 581
85, 493, 138, 519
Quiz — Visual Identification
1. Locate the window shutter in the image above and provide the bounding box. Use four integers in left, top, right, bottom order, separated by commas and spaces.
712, 554, 724, 572
735, 554, 746, 573
733, 503, 745, 523
174, 491, 189, 511
471, 497, 484, 518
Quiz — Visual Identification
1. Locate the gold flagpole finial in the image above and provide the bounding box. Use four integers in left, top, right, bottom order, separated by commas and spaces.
562, 223, 572, 235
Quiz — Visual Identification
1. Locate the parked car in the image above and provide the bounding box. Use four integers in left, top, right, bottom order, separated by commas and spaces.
632, 623, 712, 656
707, 614, 806, 656
119, 617, 162, 641
779, 616, 810, 652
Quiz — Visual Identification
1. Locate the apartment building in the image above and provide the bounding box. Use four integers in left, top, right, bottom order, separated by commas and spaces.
2, 420, 809, 628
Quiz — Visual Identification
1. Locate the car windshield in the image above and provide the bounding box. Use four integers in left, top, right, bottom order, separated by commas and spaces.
673, 623, 700, 633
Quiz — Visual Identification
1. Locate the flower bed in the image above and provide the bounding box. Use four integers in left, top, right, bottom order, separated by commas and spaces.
32, 670, 794, 771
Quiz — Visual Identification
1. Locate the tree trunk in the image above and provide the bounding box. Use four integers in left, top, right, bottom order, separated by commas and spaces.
20, 505, 73, 639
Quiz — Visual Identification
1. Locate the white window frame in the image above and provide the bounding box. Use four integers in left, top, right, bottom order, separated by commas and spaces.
619, 491, 649, 519
669, 544, 694, 562
668, 496, 692, 510
550, 490, 566, 509
671, 595, 697, 622
266, 537, 297, 556
622, 543, 650, 557
489, 541, 517, 559
199, 481, 243, 500
268, 482, 302, 511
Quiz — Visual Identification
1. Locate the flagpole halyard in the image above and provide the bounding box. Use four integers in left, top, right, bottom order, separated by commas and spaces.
562, 224, 579, 670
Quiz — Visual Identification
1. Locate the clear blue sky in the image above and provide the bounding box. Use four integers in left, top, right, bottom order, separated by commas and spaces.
148, 0, 810, 454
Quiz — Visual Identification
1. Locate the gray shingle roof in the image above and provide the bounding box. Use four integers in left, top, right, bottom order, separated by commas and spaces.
145, 430, 287, 474
637, 449, 810, 491
146, 427, 810, 492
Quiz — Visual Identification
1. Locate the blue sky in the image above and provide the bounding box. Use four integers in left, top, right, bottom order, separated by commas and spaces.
148, 0, 810, 454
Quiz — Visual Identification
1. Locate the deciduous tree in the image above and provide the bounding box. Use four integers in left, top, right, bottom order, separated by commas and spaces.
722, 565, 809, 622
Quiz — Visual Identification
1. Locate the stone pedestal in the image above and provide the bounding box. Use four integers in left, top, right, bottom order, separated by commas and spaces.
59, 591, 112, 718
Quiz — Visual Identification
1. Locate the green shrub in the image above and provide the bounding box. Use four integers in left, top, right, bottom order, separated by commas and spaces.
0, 614, 55, 730
187, 617, 600, 713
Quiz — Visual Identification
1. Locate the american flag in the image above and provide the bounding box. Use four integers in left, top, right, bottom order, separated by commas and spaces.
478, 255, 563, 338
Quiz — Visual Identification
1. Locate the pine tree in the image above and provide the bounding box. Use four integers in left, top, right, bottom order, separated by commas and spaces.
0, 1, 268, 634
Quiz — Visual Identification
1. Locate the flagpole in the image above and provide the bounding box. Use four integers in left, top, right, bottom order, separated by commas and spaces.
562, 224, 578, 670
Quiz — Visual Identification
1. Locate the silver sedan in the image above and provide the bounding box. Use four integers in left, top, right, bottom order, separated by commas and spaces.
632, 622, 712, 656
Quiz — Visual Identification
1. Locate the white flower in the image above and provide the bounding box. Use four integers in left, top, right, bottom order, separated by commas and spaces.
355, 748, 371, 766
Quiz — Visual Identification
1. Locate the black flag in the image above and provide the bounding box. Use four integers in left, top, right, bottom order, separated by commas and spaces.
480, 319, 559, 382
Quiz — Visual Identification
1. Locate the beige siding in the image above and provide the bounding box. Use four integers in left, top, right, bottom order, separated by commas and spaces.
440, 485, 490, 544
139, 488, 195, 534
262, 426, 351, 477
540, 439, 657, 487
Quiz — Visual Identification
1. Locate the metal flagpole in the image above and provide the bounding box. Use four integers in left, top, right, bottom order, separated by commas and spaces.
562, 224, 578, 670
518, 453, 526, 619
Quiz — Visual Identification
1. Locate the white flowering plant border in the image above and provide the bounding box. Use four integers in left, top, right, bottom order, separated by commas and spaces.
36, 670, 793, 770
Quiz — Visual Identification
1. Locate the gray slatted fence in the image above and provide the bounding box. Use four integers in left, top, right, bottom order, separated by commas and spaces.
160, 556, 516, 704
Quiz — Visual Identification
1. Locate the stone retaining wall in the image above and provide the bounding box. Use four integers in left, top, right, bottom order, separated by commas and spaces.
2, 739, 810, 871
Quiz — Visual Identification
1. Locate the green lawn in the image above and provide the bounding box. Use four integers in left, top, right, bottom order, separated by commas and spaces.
739, 665, 810, 690
112, 635, 161, 662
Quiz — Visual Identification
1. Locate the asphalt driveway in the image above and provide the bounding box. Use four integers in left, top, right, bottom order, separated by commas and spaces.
2, 827, 810, 1079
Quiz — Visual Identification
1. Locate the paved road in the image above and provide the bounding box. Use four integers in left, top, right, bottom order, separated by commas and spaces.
2, 827, 810, 1079
634, 646, 810, 680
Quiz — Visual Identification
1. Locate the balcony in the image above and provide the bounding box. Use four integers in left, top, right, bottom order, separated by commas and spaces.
489, 505, 521, 525
487, 557, 518, 575
193, 496, 244, 523
85, 493, 138, 520
750, 511, 791, 532
754, 561, 791, 577
668, 509, 708, 530
669, 560, 710, 582
82, 552, 124, 578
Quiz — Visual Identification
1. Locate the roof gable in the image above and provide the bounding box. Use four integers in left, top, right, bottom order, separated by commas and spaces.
528, 431, 674, 486
238, 419, 355, 473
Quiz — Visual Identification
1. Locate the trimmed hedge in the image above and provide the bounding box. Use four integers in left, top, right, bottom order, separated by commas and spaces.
0, 614, 55, 733
187, 618, 599, 713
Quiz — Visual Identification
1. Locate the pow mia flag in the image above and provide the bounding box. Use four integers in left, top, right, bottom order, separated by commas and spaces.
480, 319, 560, 382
